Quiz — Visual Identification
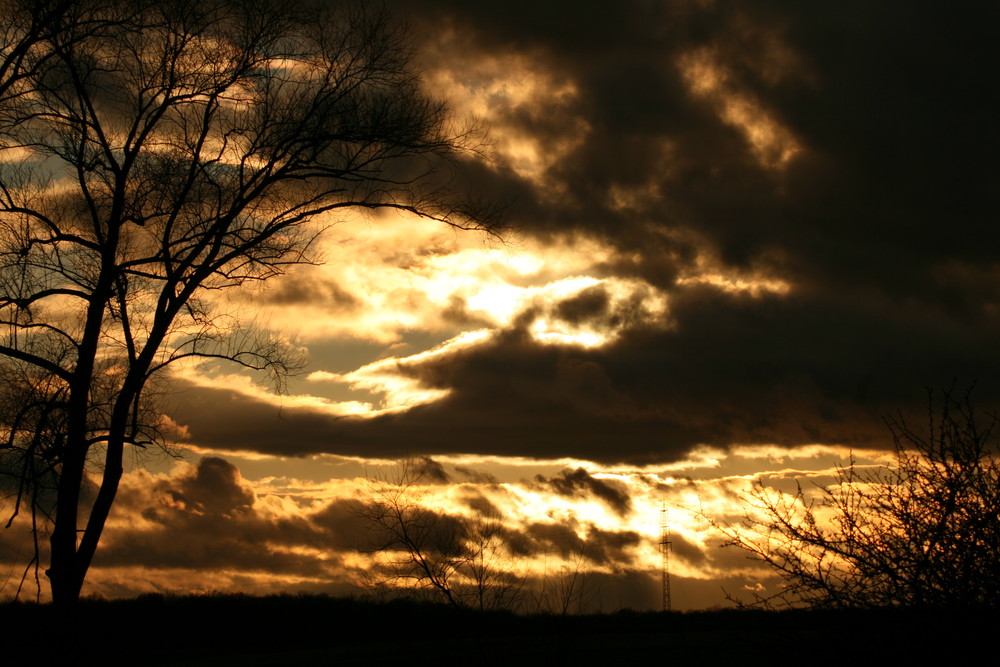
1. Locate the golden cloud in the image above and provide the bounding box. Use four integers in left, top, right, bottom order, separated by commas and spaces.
678, 47, 802, 169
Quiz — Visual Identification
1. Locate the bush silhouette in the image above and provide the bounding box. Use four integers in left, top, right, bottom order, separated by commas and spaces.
724, 388, 1000, 609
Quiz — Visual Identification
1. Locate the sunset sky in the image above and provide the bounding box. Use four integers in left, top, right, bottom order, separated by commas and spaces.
2, 1, 996, 610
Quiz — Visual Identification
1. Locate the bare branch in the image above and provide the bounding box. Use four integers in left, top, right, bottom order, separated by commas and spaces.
718, 387, 1000, 609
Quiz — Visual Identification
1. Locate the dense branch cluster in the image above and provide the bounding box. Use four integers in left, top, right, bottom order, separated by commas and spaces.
725, 389, 1000, 609
0, 0, 495, 604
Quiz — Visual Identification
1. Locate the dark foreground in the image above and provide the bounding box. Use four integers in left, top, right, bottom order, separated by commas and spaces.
3, 594, 994, 666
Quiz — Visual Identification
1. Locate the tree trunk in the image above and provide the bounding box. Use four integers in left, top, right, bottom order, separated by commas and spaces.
48, 446, 87, 607
47, 442, 125, 608
47, 273, 117, 608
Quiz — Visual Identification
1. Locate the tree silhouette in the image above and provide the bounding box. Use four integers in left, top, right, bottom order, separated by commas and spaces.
723, 388, 1000, 609
356, 459, 526, 611
0, 0, 496, 607
356, 458, 612, 614
529, 548, 598, 615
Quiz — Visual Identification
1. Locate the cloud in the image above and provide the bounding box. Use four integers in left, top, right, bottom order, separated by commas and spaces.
407, 456, 452, 485
258, 275, 360, 312
160, 2, 999, 468
168, 457, 255, 517
393, 1, 999, 352
509, 519, 642, 567
97, 459, 335, 576
3, 444, 891, 609
454, 466, 499, 485
536, 468, 633, 517
170, 270, 1000, 464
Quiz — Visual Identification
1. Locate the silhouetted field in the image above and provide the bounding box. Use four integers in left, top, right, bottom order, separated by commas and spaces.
4, 594, 995, 666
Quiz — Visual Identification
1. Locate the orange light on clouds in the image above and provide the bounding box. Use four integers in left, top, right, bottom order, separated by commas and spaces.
0, 437, 880, 608
420, 43, 590, 187
678, 47, 802, 169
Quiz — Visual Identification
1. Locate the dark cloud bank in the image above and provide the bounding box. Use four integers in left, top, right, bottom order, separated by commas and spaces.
175, 2, 999, 464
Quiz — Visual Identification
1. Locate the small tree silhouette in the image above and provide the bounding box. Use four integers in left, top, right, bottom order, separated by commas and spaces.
356, 459, 614, 614
530, 548, 598, 615
355, 459, 526, 611
722, 388, 1000, 609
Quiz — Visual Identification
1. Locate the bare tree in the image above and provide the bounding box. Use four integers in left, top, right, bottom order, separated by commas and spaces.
530, 549, 597, 615
356, 459, 608, 614
356, 459, 526, 611
0, 0, 497, 607
722, 388, 1000, 609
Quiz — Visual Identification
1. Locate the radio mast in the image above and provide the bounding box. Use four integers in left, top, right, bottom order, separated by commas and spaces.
660, 502, 672, 611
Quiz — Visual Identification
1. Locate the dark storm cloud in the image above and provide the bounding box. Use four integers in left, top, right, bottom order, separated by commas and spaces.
393, 0, 1000, 322
169, 457, 254, 517
98, 458, 339, 574
456, 488, 500, 516
173, 3, 999, 464
582, 526, 644, 565
395, 0, 997, 293
100, 457, 520, 582
670, 531, 707, 567
392, 0, 782, 242
172, 271, 1000, 464
258, 275, 360, 311
410, 455, 451, 484
323, 489, 643, 572
410, 1, 999, 454
453, 465, 499, 485
555, 285, 611, 326
512, 520, 642, 566
536, 468, 633, 517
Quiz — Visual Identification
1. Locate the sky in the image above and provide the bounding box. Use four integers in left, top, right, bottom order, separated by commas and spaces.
2, 1, 997, 610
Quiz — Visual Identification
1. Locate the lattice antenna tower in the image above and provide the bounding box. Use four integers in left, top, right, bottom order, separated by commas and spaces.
660, 501, 672, 611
